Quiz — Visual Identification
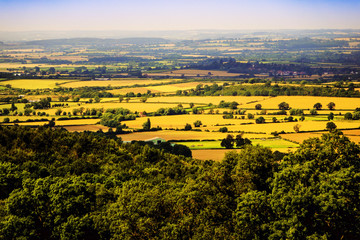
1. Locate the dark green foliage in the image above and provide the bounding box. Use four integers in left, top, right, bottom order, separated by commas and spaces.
255, 116, 266, 124
1, 126, 360, 239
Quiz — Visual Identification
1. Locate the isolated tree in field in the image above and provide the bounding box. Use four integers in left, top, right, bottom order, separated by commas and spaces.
327, 102, 335, 110
278, 102, 290, 110
221, 134, 234, 149
255, 104, 262, 110
293, 124, 301, 133
326, 122, 337, 131
272, 117, 277, 123
140, 97, 148, 103
313, 102, 322, 110
142, 118, 151, 130
193, 120, 202, 127
255, 116, 265, 124
247, 113, 254, 119
328, 112, 334, 121
119, 96, 124, 103
189, 103, 194, 108
184, 123, 192, 130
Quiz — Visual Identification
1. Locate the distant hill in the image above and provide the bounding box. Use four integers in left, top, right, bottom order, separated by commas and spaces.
24, 37, 171, 46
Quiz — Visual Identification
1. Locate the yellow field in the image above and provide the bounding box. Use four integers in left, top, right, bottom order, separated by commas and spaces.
241, 96, 360, 110
108, 87, 162, 95
118, 130, 270, 141
107, 82, 203, 95
60, 79, 175, 88
147, 96, 270, 105
0, 79, 76, 89
192, 149, 241, 161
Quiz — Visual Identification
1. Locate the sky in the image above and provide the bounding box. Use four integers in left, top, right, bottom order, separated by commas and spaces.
0, 0, 360, 31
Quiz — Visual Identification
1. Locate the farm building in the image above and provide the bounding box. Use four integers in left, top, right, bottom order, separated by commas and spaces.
145, 137, 166, 145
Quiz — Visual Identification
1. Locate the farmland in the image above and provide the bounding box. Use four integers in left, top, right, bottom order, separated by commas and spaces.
1, 32, 360, 161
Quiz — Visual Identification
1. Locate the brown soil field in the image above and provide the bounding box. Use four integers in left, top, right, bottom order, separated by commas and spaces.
61, 125, 109, 132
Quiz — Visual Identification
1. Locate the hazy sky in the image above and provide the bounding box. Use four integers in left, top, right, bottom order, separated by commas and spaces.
1, 0, 359, 31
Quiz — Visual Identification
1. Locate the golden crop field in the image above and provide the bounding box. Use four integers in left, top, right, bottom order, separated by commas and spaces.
192, 149, 241, 161
118, 130, 271, 141
108, 82, 203, 95
59, 79, 175, 88
242, 96, 360, 110
62, 125, 109, 132
147, 96, 270, 105
108, 87, 162, 95
0, 79, 77, 89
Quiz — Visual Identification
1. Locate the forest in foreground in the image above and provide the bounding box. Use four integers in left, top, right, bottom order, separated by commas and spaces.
0, 126, 359, 239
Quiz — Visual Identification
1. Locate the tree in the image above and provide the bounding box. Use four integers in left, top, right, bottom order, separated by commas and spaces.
270, 131, 360, 239
140, 97, 148, 103
235, 134, 252, 148
310, 109, 318, 115
344, 112, 353, 120
313, 102, 322, 110
326, 122, 337, 131
247, 113, 254, 119
142, 118, 151, 130
255, 104, 262, 110
230, 101, 239, 109
184, 123, 192, 130
278, 102, 290, 110
293, 124, 301, 133
193, 120, 202, 127
189, 103, 194, 108
327, 102, 336, 110
221, 134, 234, 149
94, 96, 101, 103
255, 116, 265, 124
219, 127, 228, 133
119, 96, 124, 103
10, 102, 17, 112
328, 112, 334, 121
